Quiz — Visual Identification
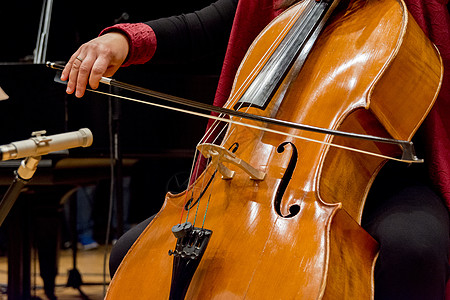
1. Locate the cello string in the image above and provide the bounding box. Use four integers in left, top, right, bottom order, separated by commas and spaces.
191, 183, 202, 227
186, 1, 319, 221
189, 152, 216, 225
201, 194, 212, 230
180, 140, 217, 225
87, 85, 419, 229
188, 3, 318, 224
173, 4, 302, 219
171, 0, 352, 228
181, 150, 201, 223
200, 170, 219, 229
87, 88, 418, 164
190, 0, 308, 148
193, 0, 341, 230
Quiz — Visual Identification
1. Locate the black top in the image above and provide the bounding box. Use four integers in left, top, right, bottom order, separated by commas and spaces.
146, 0, 238, 62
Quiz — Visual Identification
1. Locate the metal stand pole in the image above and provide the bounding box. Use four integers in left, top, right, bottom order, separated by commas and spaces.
34, 0, 54, 64
0, 156, 41, 227
0, 156, 41, 300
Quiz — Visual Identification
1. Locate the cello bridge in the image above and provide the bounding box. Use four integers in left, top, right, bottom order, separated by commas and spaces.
197, 143, 265, 181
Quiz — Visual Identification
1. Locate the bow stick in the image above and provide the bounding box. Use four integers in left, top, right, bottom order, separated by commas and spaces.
47, 62, 422, 163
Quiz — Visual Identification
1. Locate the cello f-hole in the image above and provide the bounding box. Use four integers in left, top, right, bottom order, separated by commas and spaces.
274, 141, 301, 218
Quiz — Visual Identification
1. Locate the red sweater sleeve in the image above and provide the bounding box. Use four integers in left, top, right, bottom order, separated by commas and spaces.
99, 23, 157, 67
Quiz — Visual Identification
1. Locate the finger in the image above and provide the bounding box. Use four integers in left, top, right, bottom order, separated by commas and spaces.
88, 57, 110, 90
67, 56, 83, 96
62, 51, 82, 95
61, 50, 80, 82
74, 54, 96, 98
66, 52, 88, 96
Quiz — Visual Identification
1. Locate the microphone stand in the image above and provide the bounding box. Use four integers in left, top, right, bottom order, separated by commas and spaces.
0, 155, 41, 300
110, 87, 125, 238
34, 0, 53, 64
108, 11, 129, 239
0, 156, 41, 227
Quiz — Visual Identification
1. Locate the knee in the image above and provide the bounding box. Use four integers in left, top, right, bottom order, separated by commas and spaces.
109, 240, 126, 278
108, 215, 155, 278
375, 224, 449, 292
381, 237, 447, 274
372, 208, 449, 272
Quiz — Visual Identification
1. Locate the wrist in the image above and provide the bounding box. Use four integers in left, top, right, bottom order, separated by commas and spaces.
100, 23, 157, 67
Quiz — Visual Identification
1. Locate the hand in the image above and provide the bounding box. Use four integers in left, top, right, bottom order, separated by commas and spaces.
61, 32, 130, 98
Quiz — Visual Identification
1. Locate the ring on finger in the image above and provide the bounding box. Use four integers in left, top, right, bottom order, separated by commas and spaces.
76, 56, 83, 62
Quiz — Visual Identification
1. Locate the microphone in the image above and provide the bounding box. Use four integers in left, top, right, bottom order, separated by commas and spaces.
0, 128, 93, 161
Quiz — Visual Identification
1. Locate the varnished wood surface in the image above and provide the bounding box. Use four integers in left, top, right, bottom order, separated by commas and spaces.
105, 0, 441, 299
0, 246, 110, 300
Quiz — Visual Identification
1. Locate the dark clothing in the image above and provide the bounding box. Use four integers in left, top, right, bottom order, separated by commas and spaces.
362, 162, 450, 300
109, 215, 154, 278
145, 0, 238, 62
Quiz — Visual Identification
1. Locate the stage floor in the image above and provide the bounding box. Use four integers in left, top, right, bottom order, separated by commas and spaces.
0, 245, 110, 299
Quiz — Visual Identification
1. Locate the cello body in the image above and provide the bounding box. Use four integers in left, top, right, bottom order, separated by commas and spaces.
106, 0, 442, 298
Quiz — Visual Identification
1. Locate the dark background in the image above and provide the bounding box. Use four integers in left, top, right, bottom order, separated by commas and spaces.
0, 0, 225, 224
0, 0, 224, 151
0, 0, 222, 63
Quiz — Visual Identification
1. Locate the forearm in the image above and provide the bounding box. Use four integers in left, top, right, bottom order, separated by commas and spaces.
102, 0, 238, 66
146, 0, 238, 62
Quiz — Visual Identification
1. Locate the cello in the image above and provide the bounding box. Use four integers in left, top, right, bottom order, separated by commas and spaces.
104, 0, 443, 298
